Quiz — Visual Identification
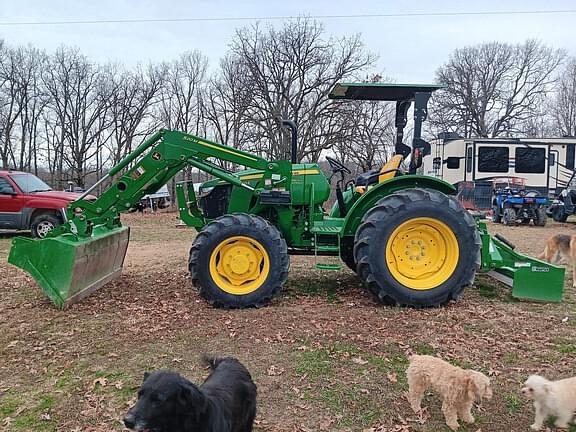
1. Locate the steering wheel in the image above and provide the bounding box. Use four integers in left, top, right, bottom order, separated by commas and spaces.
325, 156, 351, 174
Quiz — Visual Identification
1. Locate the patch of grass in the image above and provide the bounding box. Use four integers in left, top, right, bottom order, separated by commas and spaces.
0, 397, 19, 419
304, 383, 380, 428
11, 394, 57, 431
412, 341, 437, 355
502, 352, 520, 365
554, 338, 576, 354
294, 348, 334, 381
287, 277, 339, 302
477, 280, 499, 299
93, 370, 135, 401
447, 358, 477, 371
504, 393, 522, 413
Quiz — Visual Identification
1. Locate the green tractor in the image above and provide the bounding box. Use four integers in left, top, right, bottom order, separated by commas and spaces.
8, 82, 565, 309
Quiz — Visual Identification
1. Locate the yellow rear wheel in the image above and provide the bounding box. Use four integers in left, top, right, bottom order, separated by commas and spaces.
209, 236, 270, 295
385, 217, 459, 290
354, 189, 479, 307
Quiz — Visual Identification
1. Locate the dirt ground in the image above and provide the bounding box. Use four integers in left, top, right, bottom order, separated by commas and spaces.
1, 212, 576, 432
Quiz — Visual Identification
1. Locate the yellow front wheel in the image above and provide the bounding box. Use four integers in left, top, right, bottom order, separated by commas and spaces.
189, 214, 289, 309
354, 189, 480, 307
209, 236, 270, 295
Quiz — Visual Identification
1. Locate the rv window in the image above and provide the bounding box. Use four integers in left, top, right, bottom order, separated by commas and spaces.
567, 144, 575, 170
549, 152, 555, 167
515, 147, 545, 173
466, 147, 472, 173
433, 157, 441, 170
446, 157, 460, 169
478, 147, 509, 173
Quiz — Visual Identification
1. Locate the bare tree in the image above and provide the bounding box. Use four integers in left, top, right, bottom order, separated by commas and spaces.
431, 40, 565, 138
202, 54, 253, 151
107, 64, 164, 166
228, 18, 375, 162
157, 50, 208, 133
552, 57, 576, 137
43, 47, 113, 188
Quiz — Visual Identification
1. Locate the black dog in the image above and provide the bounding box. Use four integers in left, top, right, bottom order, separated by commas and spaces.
123, 356, 257, 432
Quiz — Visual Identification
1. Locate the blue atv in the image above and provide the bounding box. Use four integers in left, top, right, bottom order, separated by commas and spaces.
492, 187, 548, 226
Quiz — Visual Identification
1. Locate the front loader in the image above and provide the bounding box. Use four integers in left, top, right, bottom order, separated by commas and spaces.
8, 82, 565, 309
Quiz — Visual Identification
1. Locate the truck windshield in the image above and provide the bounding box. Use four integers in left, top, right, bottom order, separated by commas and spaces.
10, 173, 52, 193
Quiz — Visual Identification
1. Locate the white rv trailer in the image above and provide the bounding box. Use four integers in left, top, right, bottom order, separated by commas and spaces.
423, 136, 576, 197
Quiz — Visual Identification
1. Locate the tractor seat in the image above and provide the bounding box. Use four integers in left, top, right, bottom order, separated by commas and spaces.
355, 154, 404, 194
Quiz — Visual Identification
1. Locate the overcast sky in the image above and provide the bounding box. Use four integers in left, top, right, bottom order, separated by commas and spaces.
0, 0, 575, 82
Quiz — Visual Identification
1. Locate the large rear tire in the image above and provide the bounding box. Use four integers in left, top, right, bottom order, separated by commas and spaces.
189, 214, 289, 308
353, 189, 480, 307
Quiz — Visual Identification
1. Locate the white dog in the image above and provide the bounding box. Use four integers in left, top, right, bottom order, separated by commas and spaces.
521, 374, 576, 430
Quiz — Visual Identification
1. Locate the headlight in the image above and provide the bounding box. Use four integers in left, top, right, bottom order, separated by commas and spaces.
198, 186, 214, 198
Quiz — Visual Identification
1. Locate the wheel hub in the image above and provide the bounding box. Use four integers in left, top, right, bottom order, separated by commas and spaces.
386, 217, 459, 290
210, 236, 270, 295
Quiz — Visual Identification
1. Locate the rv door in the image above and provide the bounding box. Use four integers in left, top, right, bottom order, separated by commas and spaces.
465, 143, 474, 182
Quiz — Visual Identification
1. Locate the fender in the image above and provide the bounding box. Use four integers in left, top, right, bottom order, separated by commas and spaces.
341, 175, 456, 237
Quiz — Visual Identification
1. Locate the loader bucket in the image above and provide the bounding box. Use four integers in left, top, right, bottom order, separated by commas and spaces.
478, 223, 564, 302
8, 225, 130, 309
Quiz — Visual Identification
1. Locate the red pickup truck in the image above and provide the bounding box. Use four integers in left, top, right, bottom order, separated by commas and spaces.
0, 170, 90, 238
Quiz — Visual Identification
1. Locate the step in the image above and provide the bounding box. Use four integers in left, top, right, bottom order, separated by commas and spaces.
315, 245, 340, 252
315, 263, 342, 271
311, 224, 342, 234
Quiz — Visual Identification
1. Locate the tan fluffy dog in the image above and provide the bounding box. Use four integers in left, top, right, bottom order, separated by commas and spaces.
537, 234, 576, 287
406, 355, 493, 431
522, 374, 576, 430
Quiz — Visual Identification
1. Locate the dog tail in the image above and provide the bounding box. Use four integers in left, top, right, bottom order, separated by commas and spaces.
201, 355, 225, 370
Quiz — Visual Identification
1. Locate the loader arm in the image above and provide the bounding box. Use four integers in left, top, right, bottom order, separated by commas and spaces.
52, 129, 273, 238
8, 129, 277, 308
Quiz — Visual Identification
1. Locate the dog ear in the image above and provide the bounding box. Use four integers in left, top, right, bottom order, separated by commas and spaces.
543, 383, 552, 394
465, 376, 478, 400
142, 372, 150, 382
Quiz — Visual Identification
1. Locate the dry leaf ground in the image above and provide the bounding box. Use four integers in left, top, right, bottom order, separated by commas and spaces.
1, 212, 576, 431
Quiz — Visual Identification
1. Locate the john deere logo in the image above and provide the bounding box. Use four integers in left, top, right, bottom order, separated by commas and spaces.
531, 267, 550, 273
152, 152, 161, 160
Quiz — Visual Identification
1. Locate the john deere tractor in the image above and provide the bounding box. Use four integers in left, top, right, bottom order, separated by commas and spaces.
8, 82, 566, 309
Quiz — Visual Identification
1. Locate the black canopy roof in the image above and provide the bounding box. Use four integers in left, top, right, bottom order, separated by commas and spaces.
328, 82, 446, 101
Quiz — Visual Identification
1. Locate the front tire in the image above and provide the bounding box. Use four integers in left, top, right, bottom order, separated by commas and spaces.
30, 213, 60, 238
353, 189, 480, 308
189, 214, 289, 308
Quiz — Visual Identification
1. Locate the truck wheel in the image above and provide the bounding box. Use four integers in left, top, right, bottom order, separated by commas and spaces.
502, 208, 517, 226
189, 213, 289, 308
553, 206, 568, 222
353, 188, 480, 308
535, 208, 547, 226
30, 213, 60, 238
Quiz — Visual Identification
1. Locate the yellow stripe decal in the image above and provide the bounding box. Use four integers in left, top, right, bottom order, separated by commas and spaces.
239, 174, 264, 180
197, 140, 259, 162
292, 169, 320, 176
